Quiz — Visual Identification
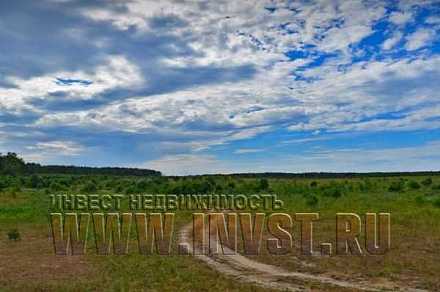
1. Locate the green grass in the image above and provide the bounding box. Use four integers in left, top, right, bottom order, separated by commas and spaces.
1, 174, 440, 290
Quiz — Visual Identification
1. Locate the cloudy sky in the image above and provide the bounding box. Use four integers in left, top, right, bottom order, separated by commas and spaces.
0, 0, 439, 175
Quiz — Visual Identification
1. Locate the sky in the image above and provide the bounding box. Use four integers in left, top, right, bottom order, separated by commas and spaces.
0, 0, 439, 175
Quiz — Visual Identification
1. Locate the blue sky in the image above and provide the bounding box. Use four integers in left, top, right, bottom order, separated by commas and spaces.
0, 0, 439, 175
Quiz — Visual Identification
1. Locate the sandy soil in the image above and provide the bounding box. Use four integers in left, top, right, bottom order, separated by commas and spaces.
178, 221, 428, 292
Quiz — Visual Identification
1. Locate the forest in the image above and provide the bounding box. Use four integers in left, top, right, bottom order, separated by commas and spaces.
0, 153, 161, 177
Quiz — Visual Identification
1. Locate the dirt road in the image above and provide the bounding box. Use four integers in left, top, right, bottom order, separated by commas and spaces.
178, 221, 427, 292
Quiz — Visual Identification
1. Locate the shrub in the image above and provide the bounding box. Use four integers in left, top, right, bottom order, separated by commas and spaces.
433, 197, 440, 208
258, 178, 269, 191
29, 174, 43, 188
7, 229, 20, 241
322, 187, 342, 198
407, 180, 421, 190
310, 181, 318, 188
8, 185, 21, 198
50, 182, 66, 192
81, 182, 97, 193
421, 178, 433, 187
115, 185, 124, 193
125, 185, 138, 195
358, 182, 367, 192
137, 180, 150, 191
388, 181, 404, 192
305, 195, 319, 207
415, 195, 425, 205
361, 179, 374, 192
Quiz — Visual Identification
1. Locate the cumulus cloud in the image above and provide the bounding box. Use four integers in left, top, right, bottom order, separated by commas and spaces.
405, 28, 435, 51
79, 0, 388, 65
8, 1, 440, 139
19, 140, 85, 163
27, 140, 84, 155
389, 11, 412, 25
426, 16, 440, 25
382, 32, 403, 50
1, 0, 440, 172
0, 55, 142, 113
35, 54, 440, 142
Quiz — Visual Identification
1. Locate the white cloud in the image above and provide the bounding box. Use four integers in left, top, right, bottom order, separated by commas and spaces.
282, 136, 330, 144
20, 140, 85, 163
234, 148, 264, 154
382, 32, 402, 50
3, 0, 439, 165
405, 28, 435, 51
145, 140, 440, 175
36, 54, 440, 149
426, 15, 440, 25
29, 1, 438, 144
389, 11, 412, 25
79, 0, 386, 66
0, 55, 143, 113
26, 140, 84, 156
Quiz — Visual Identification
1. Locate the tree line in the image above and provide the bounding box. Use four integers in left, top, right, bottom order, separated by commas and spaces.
1, 152, 439, 178
172, 171, 440, 179
0, 153, 161, 177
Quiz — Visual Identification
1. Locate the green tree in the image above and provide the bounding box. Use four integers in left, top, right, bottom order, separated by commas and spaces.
0, 153, 26, 176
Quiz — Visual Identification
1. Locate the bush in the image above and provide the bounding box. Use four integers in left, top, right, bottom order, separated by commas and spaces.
421, 178, 433, 187
415, 195, 425, 205
81, 182, 97, 193
433, 197, 440, 208
137, 180, 150, 191
407, 180, 421, 190
388, 181, 404, 192
50, 182, 66, 192
7, 185, 21, 198
115, 185, 124, 193
305, 195, 319, 207
258, 178, 269, 191
310, 181, 318, 188
125, 185, 138, 195
7, 229, 20, 241
29, 174, 43, 188
322, 187, 342, 198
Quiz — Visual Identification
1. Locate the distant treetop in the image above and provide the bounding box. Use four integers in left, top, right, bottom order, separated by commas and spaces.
0, 153, 161, 177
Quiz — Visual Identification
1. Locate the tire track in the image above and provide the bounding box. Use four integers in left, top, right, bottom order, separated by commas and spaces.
178, 222, 427, 292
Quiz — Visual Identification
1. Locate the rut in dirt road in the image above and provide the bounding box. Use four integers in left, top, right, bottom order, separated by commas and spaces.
178, 222, 427, 292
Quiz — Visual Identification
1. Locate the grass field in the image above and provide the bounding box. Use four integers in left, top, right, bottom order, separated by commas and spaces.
1, 174, 440, 291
